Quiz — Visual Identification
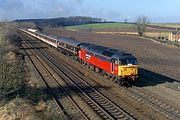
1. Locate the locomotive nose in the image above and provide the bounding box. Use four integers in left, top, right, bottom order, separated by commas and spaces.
118, 65, 138, 78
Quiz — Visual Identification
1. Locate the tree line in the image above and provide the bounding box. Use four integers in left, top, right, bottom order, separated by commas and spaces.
14, 15, 151, 36
15, 16, 104, 27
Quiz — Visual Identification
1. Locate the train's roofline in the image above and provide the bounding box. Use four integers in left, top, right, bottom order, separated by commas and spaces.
80, 43, 136, 59
58, 36, 84, 46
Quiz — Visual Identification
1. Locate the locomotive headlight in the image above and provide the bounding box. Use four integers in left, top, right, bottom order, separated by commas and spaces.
119, 70, 123, 75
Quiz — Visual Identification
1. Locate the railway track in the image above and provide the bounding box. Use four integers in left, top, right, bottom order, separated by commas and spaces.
43, 43, 180, 120
23, 34, 135, 120
22, 32, 180, 120
22, 39, 90, 120
22, 42, 69, 120
46, 45, 180, 120
133, 72, 180, 120
128, 86, 180, 120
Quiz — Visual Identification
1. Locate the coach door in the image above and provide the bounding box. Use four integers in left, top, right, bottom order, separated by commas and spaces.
111, 58, 117, 74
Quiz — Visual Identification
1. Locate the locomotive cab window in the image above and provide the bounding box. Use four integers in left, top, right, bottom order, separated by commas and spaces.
112, 59, 118, 64
119, 59, 137, 65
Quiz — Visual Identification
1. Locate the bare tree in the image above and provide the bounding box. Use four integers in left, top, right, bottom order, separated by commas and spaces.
17, 22, 36, 29
136, 16, 149, 36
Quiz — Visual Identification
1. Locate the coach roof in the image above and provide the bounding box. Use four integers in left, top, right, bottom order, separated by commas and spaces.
58, 37, 83, 47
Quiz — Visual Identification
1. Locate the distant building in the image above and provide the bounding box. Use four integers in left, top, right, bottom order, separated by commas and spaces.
168, 31, 180, 41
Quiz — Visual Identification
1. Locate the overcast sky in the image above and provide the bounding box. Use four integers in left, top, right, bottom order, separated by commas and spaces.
0, 0, 180, 23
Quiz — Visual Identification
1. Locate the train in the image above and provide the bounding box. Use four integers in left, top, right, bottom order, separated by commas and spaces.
20, 29, 138, 85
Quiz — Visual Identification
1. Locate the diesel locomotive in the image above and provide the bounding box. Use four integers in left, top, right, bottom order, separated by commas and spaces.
21, 29, 138, 85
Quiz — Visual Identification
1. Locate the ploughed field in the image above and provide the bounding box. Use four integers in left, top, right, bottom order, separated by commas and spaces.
46, 29, 180, 81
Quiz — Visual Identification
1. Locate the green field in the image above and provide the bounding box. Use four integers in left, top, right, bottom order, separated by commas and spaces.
65, 23, 135, 30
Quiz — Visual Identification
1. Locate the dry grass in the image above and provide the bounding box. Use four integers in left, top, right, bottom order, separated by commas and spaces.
0, 30, 4, 44
27, 80, 37, 88
152, 23, 180, 28
145, 32, 169, 38
0, 22, 25, 98
0, 98, 40, 120
95, 31, 169, 38
0, 23, 61, 120
5, 51, 17, 62
36, 101, 47, 112
96, 31, 138, 35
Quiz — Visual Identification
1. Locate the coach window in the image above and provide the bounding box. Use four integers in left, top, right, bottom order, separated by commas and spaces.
66, 44, 69, 49
73, 48, 76, 52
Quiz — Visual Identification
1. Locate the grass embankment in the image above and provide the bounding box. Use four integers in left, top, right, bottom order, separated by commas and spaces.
0, 28, 24, 99
0, 25, 60, 120
65, 23, 135, 30
0, 28, 27, 119
0, 30, 3, 44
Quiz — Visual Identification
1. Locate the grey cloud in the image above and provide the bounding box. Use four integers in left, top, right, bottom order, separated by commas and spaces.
0, 0, 84, 20
0, 0, 122, 21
